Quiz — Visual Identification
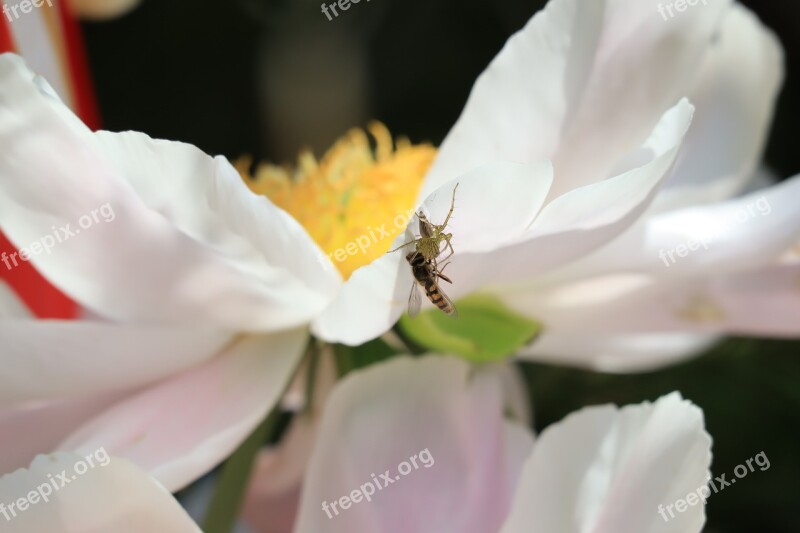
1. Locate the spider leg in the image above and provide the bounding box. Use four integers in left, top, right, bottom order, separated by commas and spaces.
438, 235, 455, 262
439, 182, 459, 230
437, 261, 452, 282
388, 237, 423, 253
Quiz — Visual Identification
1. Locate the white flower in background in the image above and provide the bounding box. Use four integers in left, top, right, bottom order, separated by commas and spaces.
0, 357, 714, 533
291, 356, 712, 533
310, 0, 800, 370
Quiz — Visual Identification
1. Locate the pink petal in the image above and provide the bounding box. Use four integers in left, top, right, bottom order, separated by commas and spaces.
0, 391, 129, 476
58, 330, 307, 491
294, 356, 534, 533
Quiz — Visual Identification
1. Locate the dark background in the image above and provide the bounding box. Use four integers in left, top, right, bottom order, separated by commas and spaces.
81, 1, 799, 531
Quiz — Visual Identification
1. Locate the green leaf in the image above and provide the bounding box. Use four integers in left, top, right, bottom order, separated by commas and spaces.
397, 293, 542, 363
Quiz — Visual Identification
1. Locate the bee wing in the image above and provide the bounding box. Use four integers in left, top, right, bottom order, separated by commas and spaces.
408, 281, 422, 318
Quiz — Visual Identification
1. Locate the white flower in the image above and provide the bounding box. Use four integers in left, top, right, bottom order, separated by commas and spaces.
0, 53, 339, 490
312, 0, 799, 371
0, 0, 795, 497
291, 356, 712, 533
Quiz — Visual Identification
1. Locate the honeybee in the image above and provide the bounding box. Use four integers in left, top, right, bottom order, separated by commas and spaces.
391, 183, 459, 317
406, 251, 457, 318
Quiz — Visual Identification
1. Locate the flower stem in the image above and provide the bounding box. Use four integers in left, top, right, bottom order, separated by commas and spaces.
201, 407, 280, 533
303, 340, 321, 417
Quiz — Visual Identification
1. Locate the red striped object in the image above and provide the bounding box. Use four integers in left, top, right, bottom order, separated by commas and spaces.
0, 0, 104, 318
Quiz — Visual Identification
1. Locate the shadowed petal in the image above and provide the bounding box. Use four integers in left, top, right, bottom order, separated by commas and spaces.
58, 330, 307, 491
656, 4, 783, 210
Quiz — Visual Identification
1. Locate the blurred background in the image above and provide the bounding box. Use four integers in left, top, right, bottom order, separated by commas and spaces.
77, 0, 798, 531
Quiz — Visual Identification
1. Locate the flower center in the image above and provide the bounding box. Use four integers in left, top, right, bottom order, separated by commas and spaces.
239, 122, 436, 279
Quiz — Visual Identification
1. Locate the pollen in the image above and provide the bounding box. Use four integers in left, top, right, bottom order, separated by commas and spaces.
238, 122, 436, 279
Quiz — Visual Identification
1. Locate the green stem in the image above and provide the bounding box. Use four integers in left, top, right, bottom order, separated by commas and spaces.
303, 341, 320, 417
201, 408, 280, 533
333, 343, 355, 377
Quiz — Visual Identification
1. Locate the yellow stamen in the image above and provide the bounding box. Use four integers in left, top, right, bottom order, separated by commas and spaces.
238, 122, 436, 279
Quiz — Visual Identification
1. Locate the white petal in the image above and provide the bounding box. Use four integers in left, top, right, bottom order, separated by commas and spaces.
0, 319, 230, 405
0, 452, 199, 532
58, 330, 307, 491
92, 130, 341, 303
415, 161, 553, 254
311, 252, 409, 345
0, 55, 332, 332
639, 178, 800, 276
294, 356, 534, 533
553, 175, 800, 283
503, 265, 800, 338
0, 280, 31, 318
656, 4, 783, 210
500, 393, 711, 533
421, 0, 727, 201
488, 100, 695, 283
518, 332, 720, 372
7, 20, 73, 110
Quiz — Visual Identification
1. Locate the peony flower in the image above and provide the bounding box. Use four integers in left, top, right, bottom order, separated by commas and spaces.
1, 0, 795, 506
305, 0, 800, 371
0, 52, 340, 490
291, 356, 712, 533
